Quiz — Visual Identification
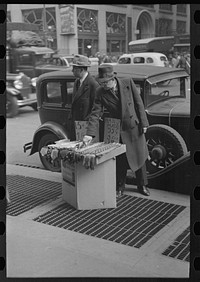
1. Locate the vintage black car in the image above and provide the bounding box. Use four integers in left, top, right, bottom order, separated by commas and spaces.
24, 65, 190, 191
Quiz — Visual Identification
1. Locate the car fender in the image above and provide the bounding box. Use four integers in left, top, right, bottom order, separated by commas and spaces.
30, 121, 70, 155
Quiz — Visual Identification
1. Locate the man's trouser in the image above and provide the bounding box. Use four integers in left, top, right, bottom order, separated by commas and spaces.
116, 153, 148, 192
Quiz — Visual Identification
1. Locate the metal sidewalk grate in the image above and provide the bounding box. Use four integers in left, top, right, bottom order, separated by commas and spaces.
162, 226, 190, 262
15, 163, 44, 170
6, 175, 62, 216
33, 194, 186, 248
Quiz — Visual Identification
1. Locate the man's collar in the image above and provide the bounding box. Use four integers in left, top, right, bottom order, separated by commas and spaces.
80, 71, 88, 85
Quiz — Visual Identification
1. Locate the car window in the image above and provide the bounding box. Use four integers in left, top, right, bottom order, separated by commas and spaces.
146, 57, 154, 63
18, 53, 33, 66
146, 77, 186, 106
160, 56, 167, 62
133, 57, 145, 64
35, 54, 51, 66
65, 81, 74, 105
45, 82, 62, 104
118, 57, 131, 64
65, 57, 74, 65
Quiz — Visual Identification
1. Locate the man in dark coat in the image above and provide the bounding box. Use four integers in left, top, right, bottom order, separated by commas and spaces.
83, 64, 150, 197
70, 54, 99, 140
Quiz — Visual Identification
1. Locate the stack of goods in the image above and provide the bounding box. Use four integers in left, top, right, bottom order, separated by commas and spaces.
40, 139, 124, 170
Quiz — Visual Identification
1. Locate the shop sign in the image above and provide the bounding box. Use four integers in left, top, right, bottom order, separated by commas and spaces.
59, 4, 75, 35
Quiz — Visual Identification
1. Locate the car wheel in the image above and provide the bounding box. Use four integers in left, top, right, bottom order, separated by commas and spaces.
38, 133, 61, 172
145, 124, 188, 175
6, 93, 19, 118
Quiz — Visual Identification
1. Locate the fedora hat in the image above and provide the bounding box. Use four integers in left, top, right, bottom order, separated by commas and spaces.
72, 54, 91, 67
96, 64, 116, 83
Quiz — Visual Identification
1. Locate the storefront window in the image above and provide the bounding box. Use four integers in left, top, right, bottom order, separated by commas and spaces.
77, 8, 98, 56
106, 12, 126, 56
22, 7, 57, 50
77, 8, 98, 33
107, 39, 126, 55
111, 40, 120, 52
155, 18, 172, 36
106, 12, 126, 34
78, 38, 98, 57
177, 21, 186, 34
177, 4, 187, 14
159, 4, 172, 11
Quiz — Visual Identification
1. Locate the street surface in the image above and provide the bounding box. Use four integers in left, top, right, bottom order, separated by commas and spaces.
6, 106, 42, 168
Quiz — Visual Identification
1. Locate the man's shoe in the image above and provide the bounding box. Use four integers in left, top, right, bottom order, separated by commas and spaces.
137, 186, 150, 196
116, 189, 124, 198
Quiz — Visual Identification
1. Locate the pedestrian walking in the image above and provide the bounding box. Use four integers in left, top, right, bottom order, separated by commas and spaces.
82, 64, 150, 197
70, 54, 99, 140
176, 52, 187, 70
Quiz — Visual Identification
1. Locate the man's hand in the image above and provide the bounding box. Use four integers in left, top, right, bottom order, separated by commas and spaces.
82, 135, 93, 146
143, 127, 148, 134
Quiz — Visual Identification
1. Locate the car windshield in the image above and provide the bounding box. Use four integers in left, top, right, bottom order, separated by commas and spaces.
64, 57, 73, 65
145, 77, 187, 106
35, 53, 53, 66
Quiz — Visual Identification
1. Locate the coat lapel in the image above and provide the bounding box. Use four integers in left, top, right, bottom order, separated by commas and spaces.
72, 74, 90, 103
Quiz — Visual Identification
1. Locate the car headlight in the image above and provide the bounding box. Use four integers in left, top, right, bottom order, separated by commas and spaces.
14, 79, 23, 90
31, 77, 37, 87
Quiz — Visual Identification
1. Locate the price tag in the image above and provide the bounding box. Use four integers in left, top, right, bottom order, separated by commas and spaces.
104, 118, 120, 143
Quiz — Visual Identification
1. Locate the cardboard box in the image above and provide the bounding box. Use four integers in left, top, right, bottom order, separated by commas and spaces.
61, 158, 116, 210
60, 118, 125, 210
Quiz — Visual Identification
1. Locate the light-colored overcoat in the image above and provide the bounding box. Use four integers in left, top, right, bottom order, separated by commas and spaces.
86, 77, 149, 172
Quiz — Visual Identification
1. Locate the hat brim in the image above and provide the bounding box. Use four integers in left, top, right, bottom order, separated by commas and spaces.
95, 74, 115, 83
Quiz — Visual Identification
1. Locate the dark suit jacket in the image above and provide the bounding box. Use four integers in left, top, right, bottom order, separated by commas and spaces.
70, 72, 99, 140
86, 77, 149, 171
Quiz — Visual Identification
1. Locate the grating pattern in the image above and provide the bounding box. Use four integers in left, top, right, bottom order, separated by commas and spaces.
6, 175, 62, 216
15, 163, 44, 169
162, 226, 190, 262
33, 194, 186, 248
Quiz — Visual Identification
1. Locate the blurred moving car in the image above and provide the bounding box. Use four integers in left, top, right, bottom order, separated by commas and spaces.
6, 72, 37, 118
117, 52, 169, 67
24, 65, 190, 192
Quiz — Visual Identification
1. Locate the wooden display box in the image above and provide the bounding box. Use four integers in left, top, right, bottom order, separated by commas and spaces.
61, 144, 126, 210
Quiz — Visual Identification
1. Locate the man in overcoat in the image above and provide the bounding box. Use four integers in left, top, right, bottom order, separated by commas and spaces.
83, 64, 150, 196
70, 54, 99, 140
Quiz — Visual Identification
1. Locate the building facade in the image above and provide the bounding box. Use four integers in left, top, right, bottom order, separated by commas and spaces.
7, 4, 190, 57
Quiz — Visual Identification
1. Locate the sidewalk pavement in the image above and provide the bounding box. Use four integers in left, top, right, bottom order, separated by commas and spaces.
6, 164, 190, 278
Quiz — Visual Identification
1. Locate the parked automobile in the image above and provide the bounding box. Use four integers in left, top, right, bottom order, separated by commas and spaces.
6, 72, 37, 117
24, 65, 190, 187
117, 52, 169, 67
